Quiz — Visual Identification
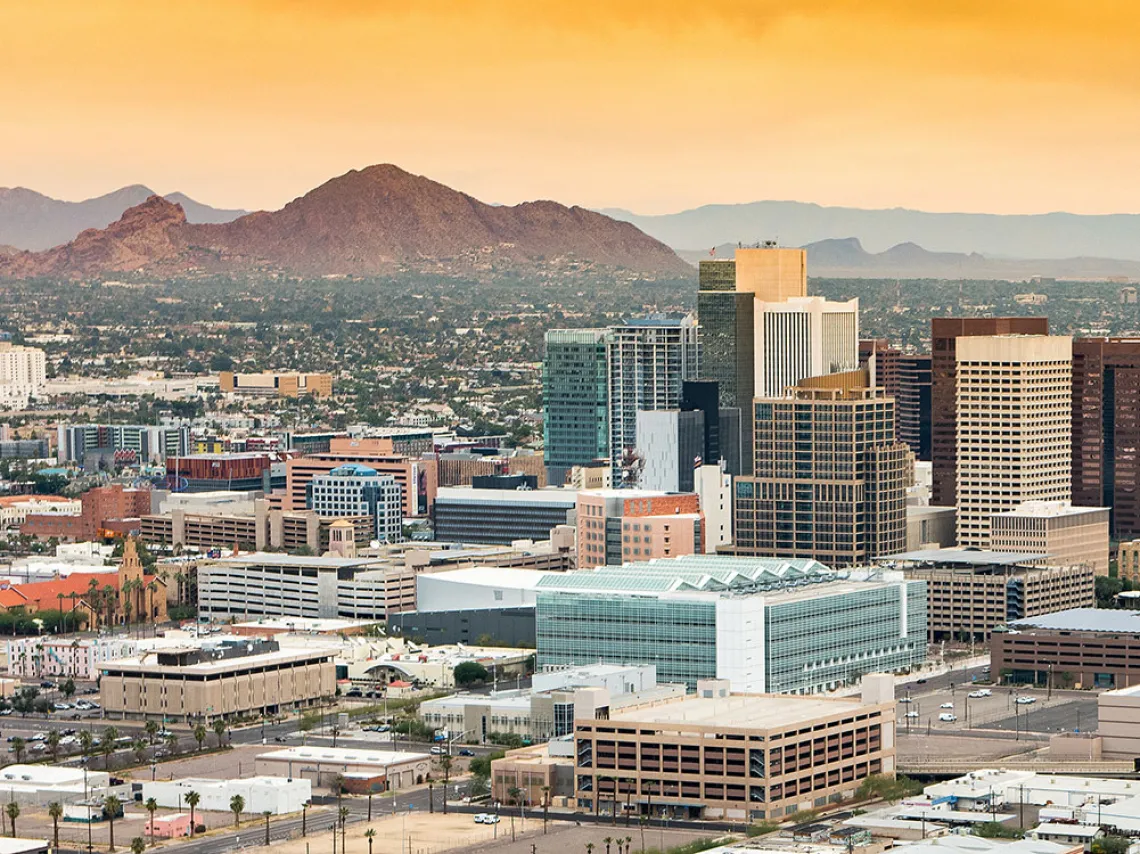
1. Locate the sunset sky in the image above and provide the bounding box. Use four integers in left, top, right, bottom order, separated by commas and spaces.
3, 1, 1138, 215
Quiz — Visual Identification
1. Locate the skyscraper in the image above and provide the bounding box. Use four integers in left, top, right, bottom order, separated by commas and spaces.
859, 338, 902, 400
608, 315, 698, 486
733, 245, 808, 302
897, 354, 932, 461
635, 409, 705, 493
753, 296, 860, 397
1071, 338, 1140, 537
931, 317, 1050, 507
733, 370, 909, 567
954, 335, 1072, 547
542, 329, 611, 482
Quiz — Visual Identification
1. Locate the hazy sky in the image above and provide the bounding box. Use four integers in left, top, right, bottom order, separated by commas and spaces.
3, 1, 1138, 215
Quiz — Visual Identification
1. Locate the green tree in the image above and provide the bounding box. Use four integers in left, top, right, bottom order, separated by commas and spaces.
145, 798, 158, 847
45, 730, 61, 762
5, 802, 18, 837
230, 794, 245, 828
104, 795, 122, 851
10, 738, 24, 764
213, 719, 227, 748
48, 802, 63, 849
130, 837, 146, 854
364, 828, 376, 854
433, 753, 454, 815
194, 723, 207, 752
185, 791, 200, 837
101, 726, 120, 769
1093, 837, 1131, 854
61, 678, 76, 699
78, 730, 94, 762
144, 720, 159, 746
453, 661, 490, 686
133, 740, 148, 765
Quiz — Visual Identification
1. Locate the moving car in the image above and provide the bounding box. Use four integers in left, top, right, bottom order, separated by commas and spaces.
898, 697, 912, 704
904, 711, 920, 719
1016, 696, 1037, 705
459, 749, 475, 756
938, 713, 958, 722
474, 814, 499, 824
940, 702, 954, 709
430, 746, 444, 755
968, 690, 986, 699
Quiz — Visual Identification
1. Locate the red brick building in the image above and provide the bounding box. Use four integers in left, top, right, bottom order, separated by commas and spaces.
21, 484, 152, 542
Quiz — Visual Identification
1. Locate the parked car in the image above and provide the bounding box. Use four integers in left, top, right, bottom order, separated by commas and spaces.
968, 691, 986, 699
474, 814, 499, 824
459, 749, 475, 756
53, 702, 70, 711
940, 702, 954, 709
938, 713, 958, 722
904, 711, 919, 719
1016, 696, 1037, 705
898, 697, 912, 703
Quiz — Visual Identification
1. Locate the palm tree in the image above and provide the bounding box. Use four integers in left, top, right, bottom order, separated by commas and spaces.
5, 802, 18, 837
164, 732, 179, 756
193, 724, 207, 752
185, 791, 200, 837
147, 580, 159, 623
68, 591, 80, 628
624, 836, 634, 854
230, 794, 244, 828
78, 730, 94, 763
174, 571, 187, 605
101, 726, 120, 769
133, 740, 148, 764
145, 798, 158, 846
102, 584, 116, 625
212, 719, 226, 748
48, 802, 63, 850
130, 837, 145, 854
144, 720, 159, 746
45, 729, 61, 762
105, 795, 122, 851
586, 844, 595, 854
263, 811, 272, 846
604, 836, 613, 854
10, 738, 24, 763
433, 753, 454, 815
364, 828, 376, 854
338, 806, 349, 853
56, 592, 65, 629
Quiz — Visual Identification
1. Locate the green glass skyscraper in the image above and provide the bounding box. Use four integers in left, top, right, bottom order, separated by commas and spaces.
543, 329, 611, 481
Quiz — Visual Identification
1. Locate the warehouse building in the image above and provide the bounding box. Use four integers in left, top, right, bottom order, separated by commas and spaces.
142, 777, 311, 816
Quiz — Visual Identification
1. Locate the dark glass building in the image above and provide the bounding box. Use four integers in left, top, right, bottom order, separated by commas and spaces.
542, 329, 610, 480
897, 354, 932, 461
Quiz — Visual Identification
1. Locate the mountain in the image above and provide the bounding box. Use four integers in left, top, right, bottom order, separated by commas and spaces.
603, 201, 1140, 263
0, 165, 688, 279
0, 185, 247, 251
679, 238, 1140, 280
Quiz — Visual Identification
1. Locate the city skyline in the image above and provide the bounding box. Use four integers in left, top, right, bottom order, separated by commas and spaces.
2, 1, 1138, 215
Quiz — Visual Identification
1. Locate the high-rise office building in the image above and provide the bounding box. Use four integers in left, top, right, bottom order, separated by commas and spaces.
1072, 338, 1140, 537
0, 341, 46, 410
754, 297, 859, 398
635, 409, 705, 493
57, 423, 191, 466
954, 335, 1072, 547
542, 329, 610, 483
733, 246, 808, 302
859, 339, 902, 399
306, 463, 404, 544
897, 354, 933, 461
931, 317, 1049, 507
608, 315, 698, 486
733, 371, 909, 567
681, 380, 722, 468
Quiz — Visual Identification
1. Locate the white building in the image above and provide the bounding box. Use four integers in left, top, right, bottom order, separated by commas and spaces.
694, 463, 732, 552
955, 336, 1072, 548
7, 636, 142, 680
306, 464, 404, 544
254, 747, 432, 791
754, 296, 859, 397
634, 410, 705, 492
0, 764, 112, 806
0, 342, 46, 411
0, 496, 81, 533
141, 777, 311, 815
415, 567, 550, 612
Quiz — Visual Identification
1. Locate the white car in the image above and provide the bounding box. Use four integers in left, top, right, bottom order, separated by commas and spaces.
474, 814, 500, 824
968, 691, 986, 699
938, 713, 958, 722
940, 702, 954, 709
904, 711, 920, 719
898, 697, 912, 704
1016, 696, 1037, 705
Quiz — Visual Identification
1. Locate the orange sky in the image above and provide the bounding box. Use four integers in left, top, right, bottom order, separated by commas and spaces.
3, 1, 1138, 215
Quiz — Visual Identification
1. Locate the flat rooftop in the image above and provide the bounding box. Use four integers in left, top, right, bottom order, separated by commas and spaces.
994, 501, 1109, 519
232, 617, 380, 632
257, 747, 429, 766
212, 553, 377, 569
103, 645, 336, 675
1009, 608, 1140, 634
608, 693, 869, 729
881, 549, 1051, 565
422, 567, 551, 588
435, 487, 577, 505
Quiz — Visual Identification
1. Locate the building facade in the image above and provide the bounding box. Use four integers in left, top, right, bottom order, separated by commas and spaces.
954, 335, 1072, 547
931, 317, 1050, 507
635, 409, 705, 493
535, 556, 927, 694
754, 297, 860, 398
57, 423, 190, 466
219, 371, 332, 398
991, 609, 1140, 689
576, 489, 704, 568
21, 483, 153, 541
573, 680, 895, 821
897, 354, 932, 461
542, 329, 611, 478
432, 487, 576, 545
608, 315, 699, 487
1071, 338, 1140, 537
989, 501, 1110, 575
0, 341, 46, 410
734, 379, 908, 567
307, 463, 404, 544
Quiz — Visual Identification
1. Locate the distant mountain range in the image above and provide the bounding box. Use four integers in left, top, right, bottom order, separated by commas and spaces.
0, 185, 246, 251
680, 238, 1140, 280
0, 165, 687, 279
602, 200, 1140, 264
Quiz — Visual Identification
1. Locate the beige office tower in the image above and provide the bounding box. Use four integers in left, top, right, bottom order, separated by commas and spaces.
955, 335, 1073, 548
734, 246, 807, 302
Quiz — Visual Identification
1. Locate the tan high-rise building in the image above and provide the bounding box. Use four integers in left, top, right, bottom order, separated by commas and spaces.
955, 335, 1072, 548
734, 246, 807, 302
990, 501, 1110, 575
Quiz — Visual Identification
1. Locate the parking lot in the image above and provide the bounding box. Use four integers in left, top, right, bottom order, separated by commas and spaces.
896, 679, 1099, 735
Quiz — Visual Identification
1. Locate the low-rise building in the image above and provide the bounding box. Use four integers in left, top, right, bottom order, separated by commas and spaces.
254, 747, 432, 792
219, 371, 332, 399
1098, 683, 1140, 754
0, 764, 112, 806
21, 483, 153, 542
141, 777, 311, 815
433, 487, 577, 545
7, 636, 141, 680
99, 637, 336, 721
992, 608, 1140, 689
883, 549, 1095, 642
576, 489, 704, 567
572, 676, 897, 820
0, 495, 81, 533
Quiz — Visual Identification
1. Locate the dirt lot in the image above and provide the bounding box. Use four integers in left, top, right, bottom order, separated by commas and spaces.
120, 743, 270, 782
9, 802, 236, 850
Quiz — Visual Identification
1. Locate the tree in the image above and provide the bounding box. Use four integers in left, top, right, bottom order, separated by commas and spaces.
61, 678, 76, 700
604, 836, 613, 854
194, 724, 207, 752
338, 806, 349, 853
144, 720, 159, 746
209, 354, 234, 372
364, 828, 376, 854
133, 740, 148, 765
10, 738, 24, 764
1093, 838, 1131, 854
48, 802, 63, 849
453, 661, 490, 686
145, 798, 158, 847
101, 726, 120, 769
263, 811, 272, 846
105, 795, 122, 851
213, 719, 227, 749
164, 733, 179, 756
185, 791, 200, 837
130, 837, 146, 854
78, 730, 94, 763
230, 794, 245, 828
5, 802, 18, 838
45, 730, 61, 763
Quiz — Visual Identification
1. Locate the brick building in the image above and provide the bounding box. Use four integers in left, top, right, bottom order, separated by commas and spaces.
21, 484, 152, 541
